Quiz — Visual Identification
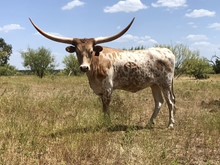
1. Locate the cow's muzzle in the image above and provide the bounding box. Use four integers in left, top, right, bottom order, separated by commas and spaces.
80, 65, 89, 72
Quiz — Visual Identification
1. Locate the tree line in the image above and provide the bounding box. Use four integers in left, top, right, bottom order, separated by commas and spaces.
1, 37, 220, 79
0, 38, 80, 78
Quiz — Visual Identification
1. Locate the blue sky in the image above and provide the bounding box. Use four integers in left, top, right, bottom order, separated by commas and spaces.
1, 0, 220, 69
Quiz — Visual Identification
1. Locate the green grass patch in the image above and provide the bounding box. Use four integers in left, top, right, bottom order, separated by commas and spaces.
0, 75, 219, 164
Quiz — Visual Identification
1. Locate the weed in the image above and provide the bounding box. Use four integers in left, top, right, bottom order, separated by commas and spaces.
0, 75, 219, 164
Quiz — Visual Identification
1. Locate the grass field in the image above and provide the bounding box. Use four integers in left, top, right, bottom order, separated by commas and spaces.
0, 75, 220, 164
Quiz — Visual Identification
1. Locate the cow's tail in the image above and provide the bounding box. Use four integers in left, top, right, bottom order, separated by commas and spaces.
171, 78, 175, 103
171, 78, 176, 114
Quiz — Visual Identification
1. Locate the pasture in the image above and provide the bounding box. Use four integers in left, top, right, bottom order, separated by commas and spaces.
0, 75, 219, 164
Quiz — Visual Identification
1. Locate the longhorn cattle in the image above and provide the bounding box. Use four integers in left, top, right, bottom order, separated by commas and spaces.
29, 18, 176, 128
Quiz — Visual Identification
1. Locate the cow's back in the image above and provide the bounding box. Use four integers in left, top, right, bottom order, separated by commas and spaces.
112, 47, 175, 92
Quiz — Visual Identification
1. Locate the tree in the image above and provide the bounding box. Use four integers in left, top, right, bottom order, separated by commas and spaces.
156, 44, 203, 78
123, 45, 145, 51
0, 38, 12, 66
209, 55, 220, 74
156, 44, 214, 79
21, 47, 55, 78
0, 38, 17, 76
63, 54, 81, 76
0, 64, 16, 76
185, 57, 213, 79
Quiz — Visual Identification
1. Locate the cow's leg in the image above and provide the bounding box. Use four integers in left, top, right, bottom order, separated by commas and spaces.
100, 87, 113, 124
162, 86, 175, 128
147, 85, 164, 128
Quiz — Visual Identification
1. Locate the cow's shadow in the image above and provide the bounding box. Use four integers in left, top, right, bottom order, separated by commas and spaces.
106, 124, 145, 132
47, 124, 146, 138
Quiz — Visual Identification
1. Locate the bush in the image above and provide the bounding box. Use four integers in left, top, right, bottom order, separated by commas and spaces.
63, 54, 82, 76
0, 65, 16, 76
186, 57, 213, 79
156, 44, 213, 79
156, 44, 202, 78
210, 56, 220, 74
21, 47, 55, 78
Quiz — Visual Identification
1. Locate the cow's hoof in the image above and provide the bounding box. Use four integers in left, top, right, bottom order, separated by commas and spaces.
146, 122, 155, 129
168, 123, 174, 129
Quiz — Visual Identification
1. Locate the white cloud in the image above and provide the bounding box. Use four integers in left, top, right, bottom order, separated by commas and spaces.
184, 34, 220, 58
115, 34, 139, 42
104, 0, 148, 13
97, 34, 157, 48
34, 31, 64, 37
185, 9, 216, 18
192, 41, 211, 47
62, 0, 85, 10
208, 23, 220, 30
116, 26, 121, 30
151, 0, 187, 8
0, 24, 24, 33
115, 34, 158, 45
186, 41, 220, 59
190, 42, 217, 58
187, 22, 198, 28
186, 34, 208, 42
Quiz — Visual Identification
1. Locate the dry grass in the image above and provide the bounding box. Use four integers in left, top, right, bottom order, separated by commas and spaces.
0, 75, 220, 164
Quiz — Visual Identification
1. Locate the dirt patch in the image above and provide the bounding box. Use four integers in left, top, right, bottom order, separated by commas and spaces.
201, 99, 220, 113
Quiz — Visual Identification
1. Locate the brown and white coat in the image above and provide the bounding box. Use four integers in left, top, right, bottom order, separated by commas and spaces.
30, 18, 176, 128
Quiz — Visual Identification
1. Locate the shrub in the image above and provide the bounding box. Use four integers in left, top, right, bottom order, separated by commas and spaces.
185, 57, 213, 79
21, 47, 55, 78
0, 65, 16, 76
63, 54, 82, 76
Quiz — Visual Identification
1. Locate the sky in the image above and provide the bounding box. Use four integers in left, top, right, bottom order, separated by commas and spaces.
1, 0, 220, 69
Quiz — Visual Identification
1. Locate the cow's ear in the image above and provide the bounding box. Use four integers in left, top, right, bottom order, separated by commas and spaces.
93, 45, 103, 56
66, 46, 76, 53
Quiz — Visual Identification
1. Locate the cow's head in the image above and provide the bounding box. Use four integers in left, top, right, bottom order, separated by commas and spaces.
29, 18, 135, 72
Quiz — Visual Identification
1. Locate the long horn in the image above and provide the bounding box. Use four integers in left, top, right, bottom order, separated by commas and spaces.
29, 18, 76, 45
95, 17, 135, 44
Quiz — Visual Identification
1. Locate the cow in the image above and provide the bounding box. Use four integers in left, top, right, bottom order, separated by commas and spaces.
29, 18, 176, 128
